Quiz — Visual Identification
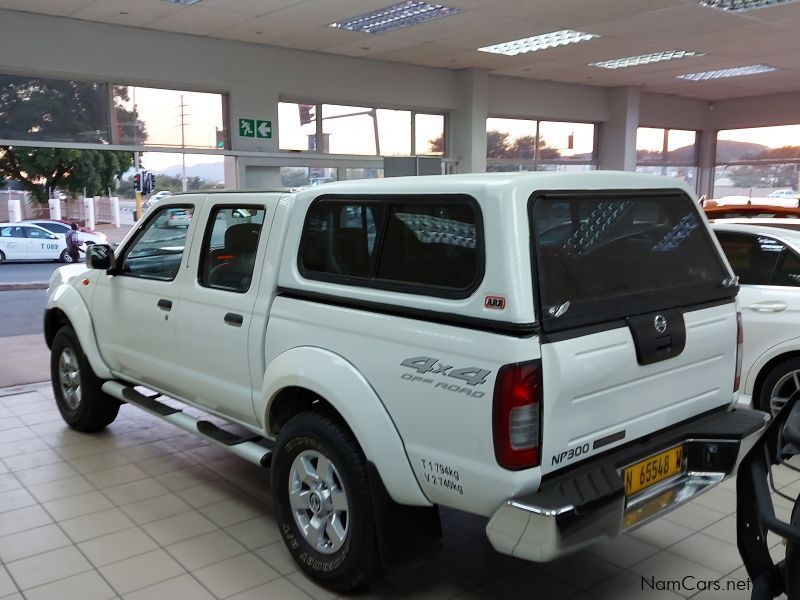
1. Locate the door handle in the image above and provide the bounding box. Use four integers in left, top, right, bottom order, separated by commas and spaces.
747, 301, 787, 312
157, 299, 172, 311
224, 312, 243, 326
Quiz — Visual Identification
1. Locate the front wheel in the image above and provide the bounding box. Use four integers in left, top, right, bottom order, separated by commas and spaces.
787, 495, 800, 599
51, 326, 119, 432
271, 412, 380, 592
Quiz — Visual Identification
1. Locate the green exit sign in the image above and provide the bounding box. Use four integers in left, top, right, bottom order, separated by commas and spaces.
238, 118, 272, 139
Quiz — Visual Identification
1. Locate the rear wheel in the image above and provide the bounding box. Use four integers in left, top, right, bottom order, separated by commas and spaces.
59, 249, 74, 264
0, 250, 5, 263
271, 412, 380, 592
787, 495, 800, 599
758, 358, 800, 417
51, 326, 119, 432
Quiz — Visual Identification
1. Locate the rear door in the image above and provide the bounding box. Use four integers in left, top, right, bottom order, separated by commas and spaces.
531, 191, 738, 474
0, 225, 27, 259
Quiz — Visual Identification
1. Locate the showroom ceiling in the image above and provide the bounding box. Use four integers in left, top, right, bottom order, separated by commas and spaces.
2, 0, 800, 100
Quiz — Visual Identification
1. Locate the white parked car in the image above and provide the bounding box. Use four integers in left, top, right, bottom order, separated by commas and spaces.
44, 174, 766, 591
0, 222, 71, 262
24, 220, 108, 246
143, 190, 172, 210
768, 189, 799, 202
713, 219, 800, 416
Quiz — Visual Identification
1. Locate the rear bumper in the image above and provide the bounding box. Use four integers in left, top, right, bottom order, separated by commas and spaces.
486, 408, 769, 562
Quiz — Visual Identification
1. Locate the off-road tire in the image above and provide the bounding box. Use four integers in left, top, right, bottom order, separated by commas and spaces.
758, 358, 800, 416
271, 412, 380, 592
787, 494, 800, 600
51, 326, 119, 432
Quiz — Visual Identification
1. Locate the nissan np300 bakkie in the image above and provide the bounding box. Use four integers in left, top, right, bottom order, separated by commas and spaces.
44, 172, 768, 591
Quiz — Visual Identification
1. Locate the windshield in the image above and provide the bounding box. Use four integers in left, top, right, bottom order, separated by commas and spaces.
531, 192, 733, 331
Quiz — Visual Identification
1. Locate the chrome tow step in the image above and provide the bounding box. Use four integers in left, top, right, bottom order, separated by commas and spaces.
102, 381, 272, 468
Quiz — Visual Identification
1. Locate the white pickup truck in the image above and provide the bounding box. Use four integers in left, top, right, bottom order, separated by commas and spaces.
44, 172, 768, 591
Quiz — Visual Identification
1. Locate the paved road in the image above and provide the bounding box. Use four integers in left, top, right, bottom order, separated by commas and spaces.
0, 261, 64, 284
0, 289, 47, 336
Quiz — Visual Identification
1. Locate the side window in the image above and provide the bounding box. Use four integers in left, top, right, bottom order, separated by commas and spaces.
300, 202, 379, 278
376, 203, 479, 289
1, 226, 24, 238
716, 231, 783, 285
299, 197, 482, 295
25, 227, 50, 239
120, 206, 194, 281
199, 206, 266, 293
774, 249, 800, 287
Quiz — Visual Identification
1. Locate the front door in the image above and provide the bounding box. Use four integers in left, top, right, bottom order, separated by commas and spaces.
23, 226, 59, 260
91, 204, 196, 392
0, 225, 27, 259
173, 202, 274, 425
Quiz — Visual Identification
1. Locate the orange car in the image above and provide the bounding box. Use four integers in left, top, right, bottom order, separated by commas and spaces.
703, 204, 800, 220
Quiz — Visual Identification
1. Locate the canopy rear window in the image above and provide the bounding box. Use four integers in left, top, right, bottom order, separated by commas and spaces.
531, 191, 733, 331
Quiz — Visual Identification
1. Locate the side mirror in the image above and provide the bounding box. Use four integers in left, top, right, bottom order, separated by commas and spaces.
86, 244, 114, 271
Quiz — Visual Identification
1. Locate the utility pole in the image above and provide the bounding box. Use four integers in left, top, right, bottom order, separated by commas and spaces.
134, 150, 141, 221
180, 95, 188, 192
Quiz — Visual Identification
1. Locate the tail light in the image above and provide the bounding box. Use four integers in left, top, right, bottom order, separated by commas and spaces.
734, 311, 743, 392
493, 360, 541, 470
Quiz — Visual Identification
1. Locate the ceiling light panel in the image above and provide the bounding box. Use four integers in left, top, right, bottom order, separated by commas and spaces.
677, 64, 778, 79
698, 0, 799, 12
590, 50, 705, 70
329, 1, 462, 34
161, 0, 203, 4
478, 30, 598, 56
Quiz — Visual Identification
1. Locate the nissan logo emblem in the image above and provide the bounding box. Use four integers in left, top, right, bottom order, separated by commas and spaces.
654, 314, 668, 334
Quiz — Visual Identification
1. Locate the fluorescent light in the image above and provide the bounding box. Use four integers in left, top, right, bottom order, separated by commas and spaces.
677, 64, 778, 80
590, 50, 705, 69
478, 30, 598, 56
329, 1, 462, 34
161, 0, 202, 4
699, 0, 798, 11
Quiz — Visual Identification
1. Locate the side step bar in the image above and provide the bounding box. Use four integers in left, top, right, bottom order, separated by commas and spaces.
102, 381, 272, 468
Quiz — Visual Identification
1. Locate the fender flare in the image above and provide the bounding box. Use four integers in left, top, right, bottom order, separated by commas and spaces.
260, 346, 430, 507
745, 336, 800, 396
46, 284, 113, 380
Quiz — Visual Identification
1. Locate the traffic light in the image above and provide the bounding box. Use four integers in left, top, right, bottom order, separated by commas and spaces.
133, 172, 142, 193
147, 172, 156, 194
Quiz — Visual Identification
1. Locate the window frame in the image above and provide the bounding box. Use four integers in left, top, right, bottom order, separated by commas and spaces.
116, 203, 195, 282
197, 203, 267, 294
297, 193, 485, 300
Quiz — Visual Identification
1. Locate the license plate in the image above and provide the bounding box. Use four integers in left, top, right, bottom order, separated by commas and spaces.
623, 445, 685, 497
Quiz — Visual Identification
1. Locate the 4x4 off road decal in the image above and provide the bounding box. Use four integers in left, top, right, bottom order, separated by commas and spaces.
400, 356, 491, 398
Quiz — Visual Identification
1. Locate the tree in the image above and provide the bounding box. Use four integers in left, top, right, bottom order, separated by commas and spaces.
0, 74, 144, 202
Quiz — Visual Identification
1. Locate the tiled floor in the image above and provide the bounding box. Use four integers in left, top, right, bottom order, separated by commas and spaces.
0, 382, 797, 600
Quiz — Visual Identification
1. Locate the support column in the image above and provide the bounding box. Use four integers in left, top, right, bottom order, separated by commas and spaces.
599, 87, 640, 171
450, 69, 489, 174
696, 128, 716, 199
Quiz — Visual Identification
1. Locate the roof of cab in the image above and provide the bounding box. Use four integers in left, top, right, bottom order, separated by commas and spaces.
293, 170, 695, 201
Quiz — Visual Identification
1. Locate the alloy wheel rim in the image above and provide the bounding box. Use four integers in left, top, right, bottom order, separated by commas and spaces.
288, 449, 349, 554
769, 370, 800, 417
58, 347, 81, 410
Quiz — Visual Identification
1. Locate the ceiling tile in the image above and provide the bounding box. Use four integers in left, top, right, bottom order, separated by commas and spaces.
324, 36, 419, 57
69, 0, 183, 27
268, 25, 370, 51
266, 0, 403, 27
145, 5, 254, 35
212, 15, 310, 44
0, 0, 93, 16
198, 0, 305, 15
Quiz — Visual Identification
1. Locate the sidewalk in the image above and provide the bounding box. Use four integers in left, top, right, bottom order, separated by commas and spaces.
0, 333, 50, 387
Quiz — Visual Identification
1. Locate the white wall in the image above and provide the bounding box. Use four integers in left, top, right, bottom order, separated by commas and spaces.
487, 76, 609, 123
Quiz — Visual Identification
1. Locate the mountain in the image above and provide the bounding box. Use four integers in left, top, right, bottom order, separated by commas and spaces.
715, 140, 770, 162
150, 162, 224, 182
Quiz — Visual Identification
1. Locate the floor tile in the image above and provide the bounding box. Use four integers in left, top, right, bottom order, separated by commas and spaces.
0, 523, 72, 562
227, 577, 313, 600
85, 463, 149, 489
175, 481, 240, 508
100, 548, 186, 595
629, 518, 696, 548
385, 562, 474, 600
629, 550, 725, 598
192, 553, 280, 598
662, 502, 729, 530
253, 541, 299, 576
700, 514, 738, 546
69, 450, 132, 474
103, 477, 170, 506
668, 532, 744, 574
0, 426, 37, 445
588, 534, 662, 569
5, 546, 92, 590
477, 565, 576, 600
23, 570, 116, 600
13, 461, 79, 486
120, 493, 193, 525
3, 448, 63, 471
53, 439, 114, 461
78, 526, 159, 568
166, 529, 247, 571
0, 473, 21, 493
0, 504, 53, 537
438, 540, 524, 585
123, 574, 216, 600
589, 570, 683, 600
0, 436, 49, 459
0, 487, 37, 514
42, 490, 115, 521
27, 474, 94, 502
61, 507, 136, 543
199, 496, 265, 527
0, 566, 19, 598
142, 510, 217, 546
225, 515, 283, 549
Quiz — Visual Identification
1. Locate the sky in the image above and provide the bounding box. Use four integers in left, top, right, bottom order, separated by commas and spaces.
717, 124, 800, 149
